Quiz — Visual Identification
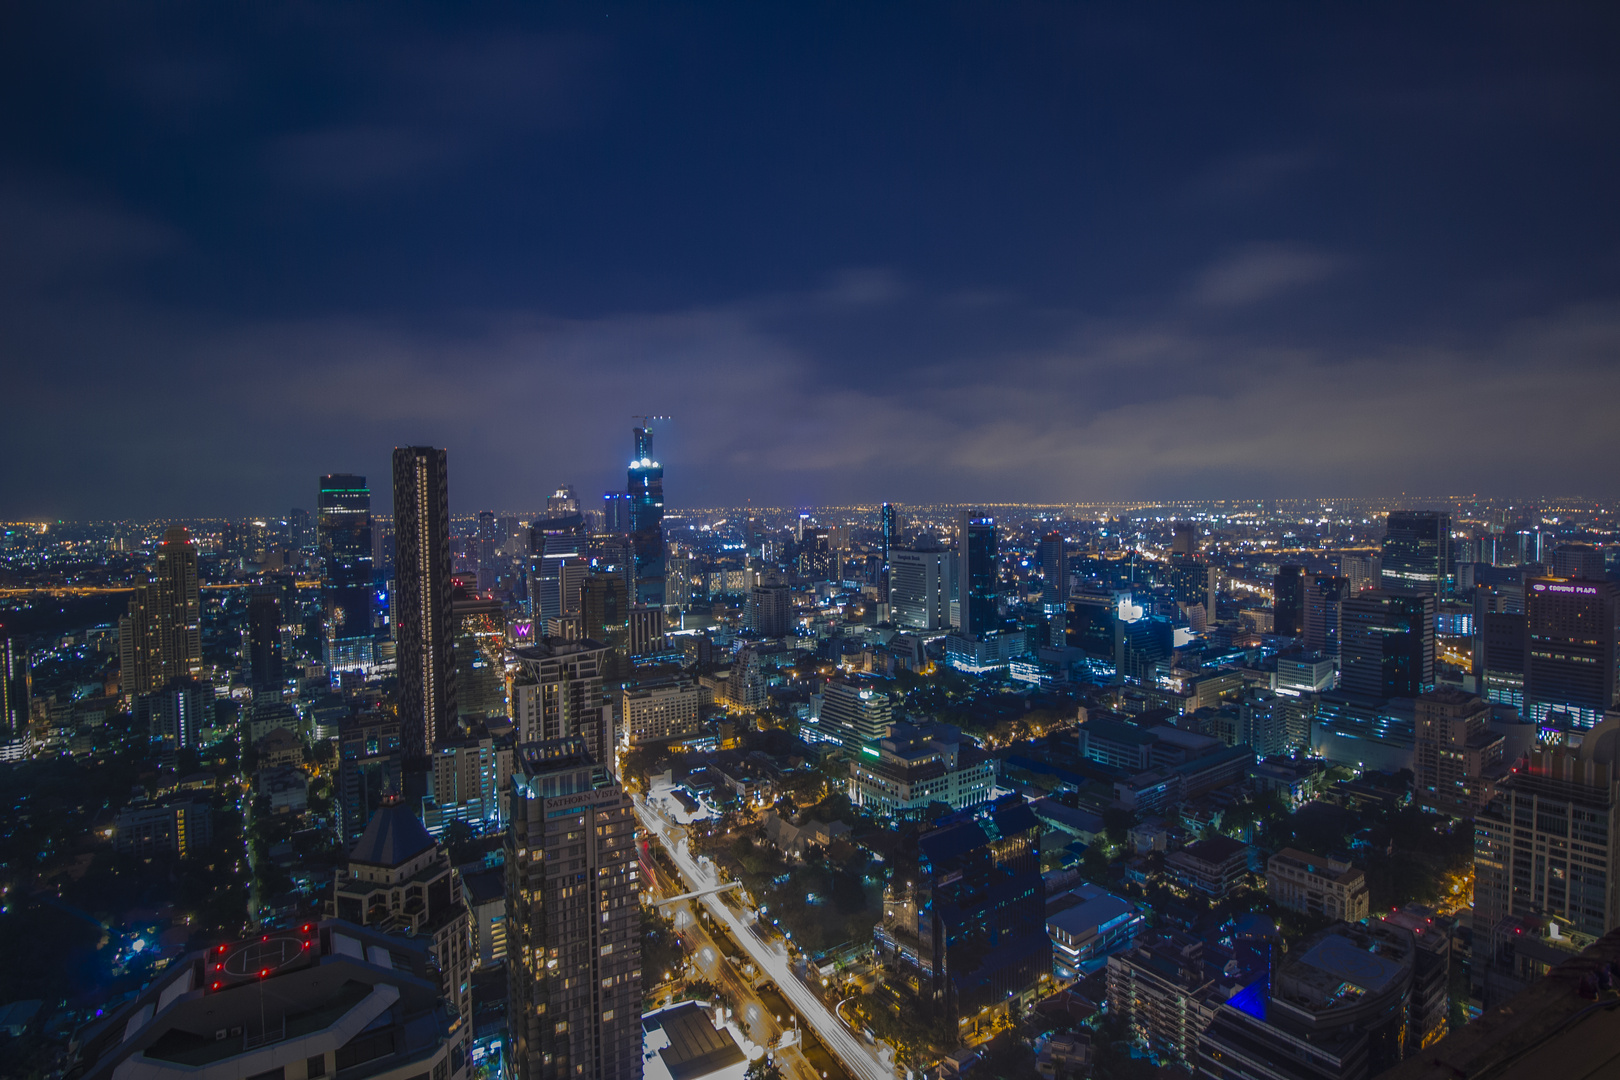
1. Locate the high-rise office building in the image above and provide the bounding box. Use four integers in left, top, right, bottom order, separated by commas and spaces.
138, 676, 213, 752
118, 527, 202, 696
287, 506, 312, 550
1340, 590, 1435, 700
957, 513, 999, 637
1066, 593, 1123, 679
1523, 577, 1620, 728
1041, 530, 1068, 608
886, 801, 1046, 1027
2, 637, 30, 756
890, 542, 951, 631
529, 513, 589, 623
338, 711, 403, 844
578, 572, 629, 677
1551, 544, 1606, 581
476, 509, 499, 591
818, 675, 894, 750
601, 491, 629, 533
1273, 564, 1305, 636
1170, 522, 1199, 559
547, 484, 579, 516
1381, 510, 1452, 595
318, 474, 375, 673
507, 738, 640, 1080
1339, 552, 1382, 594
1303, 574, 1350, 658
511, 640, 613, 768
745, 580, 792, 638
1474, 610, 1526, 709
247, 585, 284, 691
1413, 689, 1504, 817
627, 426, 665, 607
393, 447, 458, 763
881, 501, 897, 569
1474, 731, 1620, 950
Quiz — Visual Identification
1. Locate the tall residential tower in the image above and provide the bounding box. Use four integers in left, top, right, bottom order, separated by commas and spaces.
393, 447, 458, 766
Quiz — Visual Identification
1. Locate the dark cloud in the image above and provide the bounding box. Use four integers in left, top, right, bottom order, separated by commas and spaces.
1, 4, 1619, 517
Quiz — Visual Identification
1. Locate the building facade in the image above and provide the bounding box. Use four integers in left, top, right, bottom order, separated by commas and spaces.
623, 678, 703, 746
511, 640, 613, 770
1523, 577, 1619, 728
318, 473, 375, 673
1473, 727, 1620, 946
330, 800, 473, 1033
1266, 848, 1371, 922
393, 446, 458, 763
506, 738, 641, 1080
1340, 590, 1435, 700
1382, 510, 1451, 595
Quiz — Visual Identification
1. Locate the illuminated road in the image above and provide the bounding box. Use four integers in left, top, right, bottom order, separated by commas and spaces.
635, 796, 894, 1080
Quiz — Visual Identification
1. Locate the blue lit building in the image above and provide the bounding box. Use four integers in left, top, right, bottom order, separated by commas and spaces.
318, 473, 374, 673
627, 426, 665, 607
909, 800, 1048, 1023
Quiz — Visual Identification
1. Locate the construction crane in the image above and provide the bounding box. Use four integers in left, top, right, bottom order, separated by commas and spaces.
632, 414, 672, 426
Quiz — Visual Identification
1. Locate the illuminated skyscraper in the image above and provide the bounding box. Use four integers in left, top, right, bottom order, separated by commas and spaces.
627, 426, 665, 607
1273, 564, 1305, 636
1381, 510, 1451, 595
393, 446, 458, 764
881, 501, 897, 567
528, 512, 589, 623
958, 513, 999, 637
1523, 576, 1619, 728
1340, 590, 1435, 700
507, 738, 640, 1080
476, 509, 499, 591
119, 527, 201, 696
318, 474, 374, 672
601, 491, 630, 533
247, 585, 284, 691
1303, 574, 1349, 658
1041, 530, 1067, 608
891, 541, 950, 631
1, 637, 29, 760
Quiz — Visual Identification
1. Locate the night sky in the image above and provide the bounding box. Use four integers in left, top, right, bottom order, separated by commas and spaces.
4, 4, 1620, 518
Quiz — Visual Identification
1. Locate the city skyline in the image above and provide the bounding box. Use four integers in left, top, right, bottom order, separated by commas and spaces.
5, 6, 1620, 517
6, 8, 1620, 1080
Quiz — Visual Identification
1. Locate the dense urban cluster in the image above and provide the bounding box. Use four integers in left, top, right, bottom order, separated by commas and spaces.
1, 434, 1618, 1080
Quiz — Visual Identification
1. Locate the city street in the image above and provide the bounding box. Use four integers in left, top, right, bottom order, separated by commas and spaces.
635, 796, 897, 1080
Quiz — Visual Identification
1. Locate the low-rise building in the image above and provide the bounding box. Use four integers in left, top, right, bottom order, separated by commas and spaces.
114, 798, 212, 859
1164, 836, 1251, 899
1046, 882, 1143, 977
1266, 847, 1371, 923
256, 765, 309, 815
254, 725, 304, 769
847, 721, 994, 820
1077, 714, 1156, 770
623, 678, 703, 746
1106, 932, 1251, 1072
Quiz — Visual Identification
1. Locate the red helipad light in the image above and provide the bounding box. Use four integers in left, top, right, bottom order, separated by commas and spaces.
260, 968, 269, 977
212, 982, 221, 990
215, 963, 222, 971
303, 942, 310, 949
